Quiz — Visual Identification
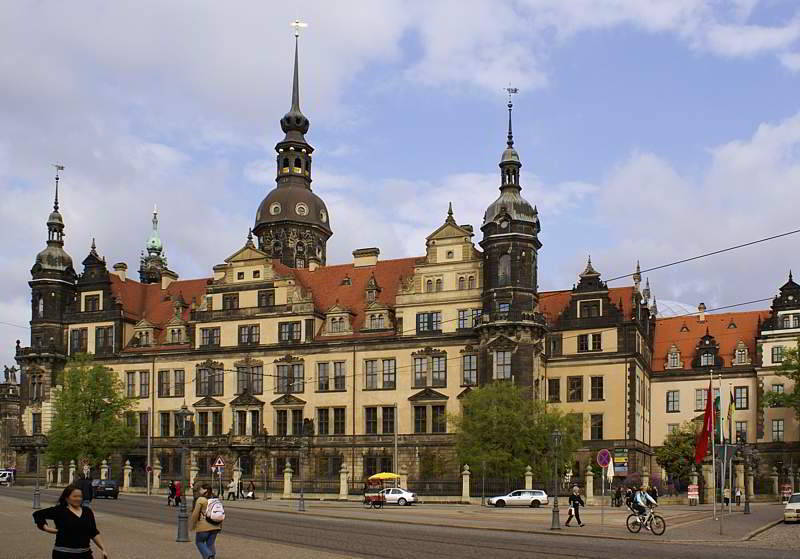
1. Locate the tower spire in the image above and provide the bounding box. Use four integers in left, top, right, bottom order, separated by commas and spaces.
52, 163, 64, 211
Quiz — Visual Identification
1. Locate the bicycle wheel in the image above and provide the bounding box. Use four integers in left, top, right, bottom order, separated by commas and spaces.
650, 514, 666, 536
626, 514, 642, 533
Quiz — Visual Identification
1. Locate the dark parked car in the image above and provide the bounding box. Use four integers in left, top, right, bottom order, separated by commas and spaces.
92, 479, 119, 499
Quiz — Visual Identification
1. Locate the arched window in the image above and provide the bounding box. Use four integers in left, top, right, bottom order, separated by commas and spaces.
294, 157, 302, 170
370, 315, 378, 329
736, 348, 748, 364
425, 280, 433, 293
458, 277, 465, 290
272, 241, 282, 256
435, 279, 443, 292
378, 315, 385, 329
37, 297, 44, 317
468, 276, 475, 289
295, 257, 305, 268
498, 254, 511, 286
282, 157, 289, 170
783, 316, 791, 328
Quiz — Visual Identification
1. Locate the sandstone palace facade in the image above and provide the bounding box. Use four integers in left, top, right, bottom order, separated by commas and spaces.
6, 37, 799, 491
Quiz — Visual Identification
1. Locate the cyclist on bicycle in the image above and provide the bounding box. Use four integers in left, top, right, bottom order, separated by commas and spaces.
632, 486, 657, 528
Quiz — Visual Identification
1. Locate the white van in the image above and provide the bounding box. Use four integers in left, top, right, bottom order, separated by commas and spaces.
0, 470, 15, 486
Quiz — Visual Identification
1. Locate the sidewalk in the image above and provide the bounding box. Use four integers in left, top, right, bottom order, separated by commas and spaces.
0, 494, 353, 559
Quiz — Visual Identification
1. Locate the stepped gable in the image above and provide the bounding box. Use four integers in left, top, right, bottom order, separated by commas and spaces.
651, 310, 768, 372
110, 274, 209, 347
288, 257, 419, 336
537, 286, 636, 325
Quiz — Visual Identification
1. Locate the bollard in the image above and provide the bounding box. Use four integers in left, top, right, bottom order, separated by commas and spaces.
298, 487, 306, 512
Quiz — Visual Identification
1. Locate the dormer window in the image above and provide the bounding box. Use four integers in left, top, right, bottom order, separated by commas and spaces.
579, 300, 601, 318
735, 347, 748, 365
329, 317, 345, 333
783, 316, 791, 328
171, 329, 180, 343
341, 276, 352, 286
794, 315, 800, 328
700, 353, 714, 367
369, 314, 385, 329
668, 351, 680, 369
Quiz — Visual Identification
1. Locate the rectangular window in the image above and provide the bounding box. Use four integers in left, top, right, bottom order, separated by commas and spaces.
772, 419, 785, 442
317, 408, 329, 435
494, 351, 512, 379
237, 366, 263, 395
236, 410, 247, 436
734, 386, 749, 410
126, 372, 136, 398
70, 328, 88, 354
292, 409, 303, 435
277, 410, 288, 436
238, 324, 260, 345
365, 407, 378, 434
547, 334, 563, 356
139, 371, 149, 398
416, 311, 442, 334
174, 370, 184, 397
591, 333, 602, 351
333, 407, 346, 435
317, 363, 330, 391
198, 412, 209, 437
548, 378, 561, 402
200, 327, 220, 347
413, 357, 428, 387
210, 368, 223, 396
222, 293, 239, 310
158, 370, 170, 397
590, 414, 603, 440
212, 411, 223, 436
84, 294, 100, 312
577, 334, 589, 352
365, 360, 378, 389
197, 368, 209, 396
382, 406, 395, 434
139, 412, 149, 438
174, 413, 185, 437
590, 377, 604, 401
695, 387, 720, 411
771, 346, 784, 363
126, 412, 136, 430
160, 412, 170, 437
414, 406, 427, 434
277, 365, 290, 393
772, 383, 785, 394
666, 390, 680, 412
334, 362, 346, 390
667, 424, 679, 434
457, 309, 469, 329
432, 356, 447, 387
580, 300, 600, 318
278, 321, 301, 342
462, 354, 477, 386
32, 412, 42, 434
735, 421, 747, 443
382, 359, 396, 389
95, 326, 113, 353
292, 364, 304, 393
258, 290, 275, 307
305, 318, 314, 342
250, 410, 260, 435
668, 352, 680, 368
567, 376, 583, 402
432, 405, 446, 433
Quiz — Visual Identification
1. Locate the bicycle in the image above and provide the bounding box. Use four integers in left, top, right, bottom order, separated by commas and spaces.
626, 505, 666, 536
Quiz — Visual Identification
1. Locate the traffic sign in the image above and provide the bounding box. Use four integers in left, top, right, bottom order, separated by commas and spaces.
213, 456, 225, 468
596, 448, 611, 468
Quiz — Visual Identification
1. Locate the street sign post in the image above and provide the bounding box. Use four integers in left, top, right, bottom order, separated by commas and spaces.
596, 449, 611, 528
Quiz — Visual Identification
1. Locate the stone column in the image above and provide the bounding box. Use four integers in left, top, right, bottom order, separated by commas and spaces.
641, 466, 650, 490
56, 462, 64, 485
795, 468, 800, 493
46, 466, 55, 487
585, 465, 594, 506
123, 460, 132, 491
524, 465, 533, 490
233, 462, 242, 485
689, 467, 699, 505
282, 460, 293, 498
771, 466, 779, 500
786, 467, 794, 500
399, 464, 408, 489
461, 464, 471, 503
68, 460, 76, 484
735, 460, 745, 494
190, 459, 199, 490
702, 462, 713, 504
747, 468, 754, 498
338, 463, 349, 500
100, 460, 109, 481
152, 458, 162, 492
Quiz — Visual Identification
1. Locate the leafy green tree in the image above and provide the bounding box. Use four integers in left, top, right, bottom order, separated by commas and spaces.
763, 345, 800, 417
46, 355, 138, 467
654, 422, 697, 484
451, 382, 582, 481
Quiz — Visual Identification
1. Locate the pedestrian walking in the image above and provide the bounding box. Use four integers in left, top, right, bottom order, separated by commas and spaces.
191, 483, 223, 559
723, 487, 730, 507
613, 486, 622, 507
33, 484, 109, 559
735, 487, 742, 506
246, 480, 256, 500
236, 479, 245, 500
648, 485, 658, 503
174, 480, 183, 507
75, 474, 94, 508
225, 479, 237, 501
168, 481, 176, 506
565, 486, 585, 527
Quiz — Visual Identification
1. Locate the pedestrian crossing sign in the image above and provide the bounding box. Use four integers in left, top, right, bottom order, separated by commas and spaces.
214, 456, 225, 468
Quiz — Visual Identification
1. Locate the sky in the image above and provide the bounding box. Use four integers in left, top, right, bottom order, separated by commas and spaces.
2, 1, 800, 368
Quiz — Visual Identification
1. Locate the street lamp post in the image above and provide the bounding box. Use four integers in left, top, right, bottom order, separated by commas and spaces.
175, 405, 193, 543
32, 444, 41, 509
550, 429, 562, 530
737, 441, 752, 515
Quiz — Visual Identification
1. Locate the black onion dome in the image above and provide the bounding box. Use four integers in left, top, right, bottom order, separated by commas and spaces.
255, 186, 331, 234
483, 189, 537, 224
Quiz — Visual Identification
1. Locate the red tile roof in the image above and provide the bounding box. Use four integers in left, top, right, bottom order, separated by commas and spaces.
651, 310, 769, 372
538, 286, 637, 324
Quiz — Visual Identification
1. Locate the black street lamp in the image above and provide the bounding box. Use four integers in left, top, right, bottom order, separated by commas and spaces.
737, 441, 752, 515
550, 429, 563, 530
175, 404, 193, 542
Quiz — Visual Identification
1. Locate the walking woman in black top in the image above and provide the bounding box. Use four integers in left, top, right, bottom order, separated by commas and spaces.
33, 484, 109, 558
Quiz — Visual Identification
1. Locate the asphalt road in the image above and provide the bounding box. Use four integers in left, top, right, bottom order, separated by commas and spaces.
3, 487, 792, 559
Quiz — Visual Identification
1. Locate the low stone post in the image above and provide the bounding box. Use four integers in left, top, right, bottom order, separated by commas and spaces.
461, 464, 471, 503
233, 462, 242, 492
702, 462, 713, 504
152, 458, 162, 491
524, 465, 533, 490
746, 469, 754, 499
46, 466, 55, 487
282, 460, 293, 498
771, 466, 779, 500
585, 464, 594, 505
338, 463, 349, 500
786, 467, 795, 500
399, 464, 408, 489
190, 458, 199, 491
100, 460, 109, 481
641, 466, 650, 490
689, 467, 699, 506
68, 460, 76, 484
122, 460, 132, 491
735, 460, 745, 495
56, 462, 64, 485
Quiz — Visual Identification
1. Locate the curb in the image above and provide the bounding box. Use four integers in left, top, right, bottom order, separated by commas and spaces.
744, 519, 783, 541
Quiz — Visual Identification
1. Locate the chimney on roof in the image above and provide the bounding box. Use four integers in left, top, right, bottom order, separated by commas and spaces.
352, 247, 380, 268
112, 262, 128, 282
308, 260, 319, 271
698, 302, 706, 323
161, 269, 179, 290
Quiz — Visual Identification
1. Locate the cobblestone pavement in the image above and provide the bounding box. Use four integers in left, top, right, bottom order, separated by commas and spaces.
746, 521, 800, 549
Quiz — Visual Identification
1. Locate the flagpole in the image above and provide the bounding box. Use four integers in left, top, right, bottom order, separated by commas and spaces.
728, 381, 733, 515
711, 370, 716, 521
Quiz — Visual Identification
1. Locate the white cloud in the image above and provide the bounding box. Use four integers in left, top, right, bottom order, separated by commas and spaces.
780, 51, 800, 71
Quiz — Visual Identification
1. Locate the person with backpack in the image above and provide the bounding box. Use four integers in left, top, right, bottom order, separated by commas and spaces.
191, 483, 223, 559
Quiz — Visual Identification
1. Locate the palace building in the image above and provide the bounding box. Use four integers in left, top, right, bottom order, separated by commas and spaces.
8, 36, 799, 490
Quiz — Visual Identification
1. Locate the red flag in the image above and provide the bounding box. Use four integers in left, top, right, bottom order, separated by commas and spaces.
695, 381, 713, 464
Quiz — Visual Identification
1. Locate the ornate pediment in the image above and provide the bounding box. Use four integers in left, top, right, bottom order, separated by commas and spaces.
193, 396, 224, 408
271, 394, 306, 407
408, 388, 449, 402
411, 346, 446, 357
460, 344, 477, 354
426, 222, 473, 242
165, 314, 186, 327
274, 354, 302, 364
197, 359, 224, 369
134, 318, 156, 329
224, 245, 269, 264
233, 356, 263, 368
325, 302, 354, 316
485, 335, 517, 351
230, 390, 265, 407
